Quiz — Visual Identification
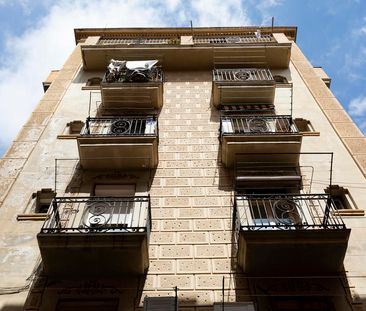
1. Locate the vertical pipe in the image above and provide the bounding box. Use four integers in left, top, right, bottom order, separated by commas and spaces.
88, 91, 92, 118
54, 159, 57, 194
222, 276, 225, 311
86, 116, 90, 135
290, 83, 294, 119
53, 199, 61, 230
175, 286, 178, 311
330, 152, 334, 187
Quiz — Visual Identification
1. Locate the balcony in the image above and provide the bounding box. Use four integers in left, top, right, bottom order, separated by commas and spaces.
80, 32, 292, 70
193, 33, 275, 45
37, 196, 151, 277
212, 68, 275, 108
220, 115, 302, 167
234, 194, 350, 276
98, 33, 275, 46
77, 116, 158, 169
101, 61, 163, 112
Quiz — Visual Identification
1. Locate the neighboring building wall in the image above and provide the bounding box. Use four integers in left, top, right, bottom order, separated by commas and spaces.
0, 30, 365, 311
0, 44, 83, 309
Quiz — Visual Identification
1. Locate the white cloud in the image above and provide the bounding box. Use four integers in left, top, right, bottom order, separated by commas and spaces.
0, 0, 256, 154
250, 0, 284, 25
191, 0, 251, 27
348, 95, 366, 117
361, 17, 366, 35
0, 0, 166, 154
255, 0, 283, 10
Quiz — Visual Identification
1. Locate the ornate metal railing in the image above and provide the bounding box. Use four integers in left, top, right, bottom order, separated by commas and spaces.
98, 38, 180, 45
81, 116, 158, 137
220, 115, 298, 136
194, 34, 274, 44
234, 194, 346, 231
97, 34, 274, 45
213, 68, 273, 82
40, 196, 151, 234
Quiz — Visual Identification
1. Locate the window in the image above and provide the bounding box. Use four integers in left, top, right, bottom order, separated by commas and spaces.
82, 77, 102, 90
273, 75, 289, 84
57, 120, 84, 139
17, 188, 55, 221
32, 188, 55, 213
294, 118, 320, 136
325, 185, 363, 215
81, 184, 137, 230
249, 197, 301, 228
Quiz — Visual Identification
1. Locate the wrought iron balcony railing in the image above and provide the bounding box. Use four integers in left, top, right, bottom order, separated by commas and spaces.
40, 196, 151, 234
81, 116, 158, 137
98, 38, 180, 45
234, 194, 346, 231
213, 68, 274, 82
220, 115, 298, 136
194, 34, 274, 44
97, 34, 274, 46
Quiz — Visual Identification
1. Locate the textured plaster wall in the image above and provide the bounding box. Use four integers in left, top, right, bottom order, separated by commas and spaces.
0, 43, 83, 307
290, 45, 366, 306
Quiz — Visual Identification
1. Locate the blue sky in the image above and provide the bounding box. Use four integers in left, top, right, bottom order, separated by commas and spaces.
0, 0, 365, 156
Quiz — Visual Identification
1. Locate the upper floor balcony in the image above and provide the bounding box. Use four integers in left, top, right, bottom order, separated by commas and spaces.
220, 115, 302, 167
79, 29, 293, 70
212, 68, 275, 108
77, 116, 158, 169
37, 196, 151, 278
234, 194, 350, 276
101, 60, 163, 112
98, 33, 275, 46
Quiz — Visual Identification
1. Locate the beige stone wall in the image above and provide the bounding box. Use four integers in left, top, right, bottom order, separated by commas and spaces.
291, 43, 366, 177
290, 44, 366, 308
0, 44, 82, 309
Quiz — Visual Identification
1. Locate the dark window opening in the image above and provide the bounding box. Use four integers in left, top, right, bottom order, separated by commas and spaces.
273, 75, 289, 84
33, 188, 55, 213
86, 77, 102, 87
325, 185, 354, 210
67, 120, 84, 135
293, 118, 319, 136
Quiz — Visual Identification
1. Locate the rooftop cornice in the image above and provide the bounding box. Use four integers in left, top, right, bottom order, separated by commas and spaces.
74, 26, 297, 44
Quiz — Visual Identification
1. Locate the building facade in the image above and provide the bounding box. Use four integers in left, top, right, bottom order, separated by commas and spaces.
0, 26, 366, 310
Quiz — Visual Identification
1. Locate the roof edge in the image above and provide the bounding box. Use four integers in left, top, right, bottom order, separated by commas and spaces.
74, 26, 298, 45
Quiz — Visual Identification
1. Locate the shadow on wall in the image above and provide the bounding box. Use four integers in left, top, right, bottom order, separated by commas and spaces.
0, 305, 23, 311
